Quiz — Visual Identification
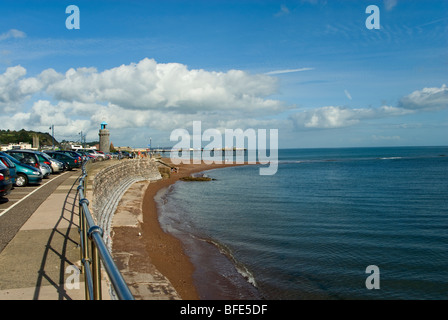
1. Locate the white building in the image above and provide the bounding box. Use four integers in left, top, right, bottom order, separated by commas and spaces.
71, 144, 97, 151
0, 142, 33, 151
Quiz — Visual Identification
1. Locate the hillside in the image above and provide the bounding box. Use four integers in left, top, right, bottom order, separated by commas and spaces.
0, 129, 60, 147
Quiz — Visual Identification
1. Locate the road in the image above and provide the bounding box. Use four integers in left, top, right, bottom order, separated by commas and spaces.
0, 169, 81, 253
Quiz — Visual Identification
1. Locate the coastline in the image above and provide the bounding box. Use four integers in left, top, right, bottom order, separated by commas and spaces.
112, 147, 448, 300
140, 158, 246, 300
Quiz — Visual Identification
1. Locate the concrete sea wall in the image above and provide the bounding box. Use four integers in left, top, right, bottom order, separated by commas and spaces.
90, 159, 161, 250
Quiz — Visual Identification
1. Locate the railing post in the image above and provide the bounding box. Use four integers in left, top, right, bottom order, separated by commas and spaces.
91, 245, 102, 299
83, 173, 87, 191
79, 198, 90, 265
89, 226, 103, 300
77, 186, 84, 275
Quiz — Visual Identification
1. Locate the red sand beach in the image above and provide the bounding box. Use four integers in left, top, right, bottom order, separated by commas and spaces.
140, 158, 245, 300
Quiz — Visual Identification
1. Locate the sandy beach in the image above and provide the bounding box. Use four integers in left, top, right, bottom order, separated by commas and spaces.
140, 158, 245, 300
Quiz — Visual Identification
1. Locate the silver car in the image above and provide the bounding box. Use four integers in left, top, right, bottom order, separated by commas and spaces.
38, 151, 64, 174
51, 159, 65, 172
40, 163, 51, 178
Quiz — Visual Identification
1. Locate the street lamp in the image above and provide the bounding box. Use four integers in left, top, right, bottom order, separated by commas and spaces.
49, 125, 55, 151
79, 131, 86, 148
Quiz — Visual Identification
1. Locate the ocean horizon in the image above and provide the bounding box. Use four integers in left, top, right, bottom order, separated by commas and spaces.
155, 146, 448, 300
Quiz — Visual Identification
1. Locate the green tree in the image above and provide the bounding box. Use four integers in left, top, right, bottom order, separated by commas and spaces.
17, 129, 31, 143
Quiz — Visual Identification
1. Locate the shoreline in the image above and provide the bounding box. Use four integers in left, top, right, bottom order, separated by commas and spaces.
140, 158, 247, 300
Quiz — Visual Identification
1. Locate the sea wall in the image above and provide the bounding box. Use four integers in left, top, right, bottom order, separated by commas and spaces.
90, 159, 162, 249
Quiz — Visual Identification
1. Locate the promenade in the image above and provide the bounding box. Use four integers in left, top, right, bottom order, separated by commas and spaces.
0, 159, 181, 300
0, 169, 94, 299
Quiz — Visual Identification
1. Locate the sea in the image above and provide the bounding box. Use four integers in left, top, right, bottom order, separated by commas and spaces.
155, 146, 448, 300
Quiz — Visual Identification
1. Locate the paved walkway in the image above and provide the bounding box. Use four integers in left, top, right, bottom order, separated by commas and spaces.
0, 170, 109, 300
0, 159, 181, 300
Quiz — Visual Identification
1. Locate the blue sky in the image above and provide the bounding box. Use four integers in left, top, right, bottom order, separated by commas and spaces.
0, 0, 447, 148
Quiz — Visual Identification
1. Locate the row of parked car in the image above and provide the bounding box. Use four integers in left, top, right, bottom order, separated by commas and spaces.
0, 149, 90, 197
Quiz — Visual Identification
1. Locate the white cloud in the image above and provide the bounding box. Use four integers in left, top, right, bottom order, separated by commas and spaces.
301, 0, 320, 4
275, 5, 290, 17
344, 89, 352, 100
0, 59, 291, 141
45, 58, 284, 114
0, 65, 31, 112
300, 0, 328, 6
290, 106, 361, 129
0, 29, 26, 41
1, 58, 446, 147
0, 65, 64, 112
384, 0, 398, 11
398, 84, 448, 111
265, 68, 314, 75
289, 105, 413, 129
287, 85, 445, 131
28, 100, 71, 126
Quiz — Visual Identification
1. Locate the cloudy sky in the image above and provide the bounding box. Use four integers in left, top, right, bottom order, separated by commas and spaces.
0, 0, 447, 148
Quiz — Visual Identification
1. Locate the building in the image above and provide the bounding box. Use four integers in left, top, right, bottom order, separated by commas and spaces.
98, 121, 110, 153
0, 142, 33, 151
32, 134, 40, 149
70, 144, 97, 151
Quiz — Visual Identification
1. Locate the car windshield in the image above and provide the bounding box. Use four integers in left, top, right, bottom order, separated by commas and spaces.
1, 152, 39, 170
0, 152, 21, 165
51, 153, 67, 159
0, 156, 15, 168
39, 153, 52, 161
36, 154, 47, 162
19, 153, 37, 164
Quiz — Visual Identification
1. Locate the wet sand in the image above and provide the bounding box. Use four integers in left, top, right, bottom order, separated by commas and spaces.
140, 158, 245, 300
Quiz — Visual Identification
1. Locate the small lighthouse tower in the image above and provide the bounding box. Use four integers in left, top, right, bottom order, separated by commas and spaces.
99, 121, 110, 153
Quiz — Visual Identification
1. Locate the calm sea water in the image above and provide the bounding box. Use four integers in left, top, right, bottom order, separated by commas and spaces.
156, 147, 448, 300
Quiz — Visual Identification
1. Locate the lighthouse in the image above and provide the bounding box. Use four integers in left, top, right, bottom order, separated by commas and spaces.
99, 121, 110, 153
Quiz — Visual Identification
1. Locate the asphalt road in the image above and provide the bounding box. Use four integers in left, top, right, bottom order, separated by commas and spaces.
0, 169, 81, 253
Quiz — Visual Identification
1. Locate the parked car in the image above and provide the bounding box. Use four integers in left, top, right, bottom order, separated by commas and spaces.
40, 163, 51, 178
45, 151, 81, 170
85, 149, 106, 160
106, 152, 118, 159
0, 155, 17, 185
0, 152, 43, 187
5, 149, 51, 178
5, 149, 40, 169
0, 161, 13, 197
34, 151, 59, 175
36, 151, 64, 174
49, 156, 66, 173
55, 150, 83, 164
97, 151, 111, 159
76, 151, 96, 161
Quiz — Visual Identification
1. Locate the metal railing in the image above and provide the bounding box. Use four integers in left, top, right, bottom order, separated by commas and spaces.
77, 160, 134, 300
